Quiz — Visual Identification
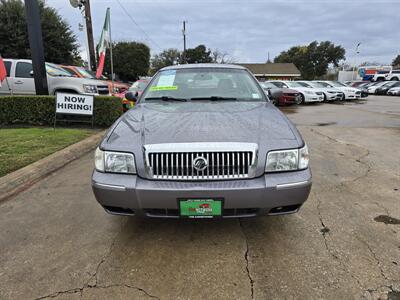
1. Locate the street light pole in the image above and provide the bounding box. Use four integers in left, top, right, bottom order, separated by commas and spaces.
182, 20, 187, 63
352, 42, 361, 81
24, 0, 48, 95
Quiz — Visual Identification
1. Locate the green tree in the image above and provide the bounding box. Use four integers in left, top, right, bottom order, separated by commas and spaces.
274, 41, 346, 79
150, 48, 181, 74
185, 45, 213, 64
104, 41, 150, 82
0, 0, 80, 64
392, 54, 400, 67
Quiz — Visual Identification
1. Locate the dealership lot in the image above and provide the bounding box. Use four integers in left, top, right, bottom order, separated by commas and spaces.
0, 96, 399, 300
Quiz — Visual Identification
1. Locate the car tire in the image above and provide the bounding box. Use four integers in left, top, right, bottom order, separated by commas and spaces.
341, 93, 346, 101
390, 77, 399, 81
323, 93, 327, 102
377, 77, 384, 81
300, 94, 305, 104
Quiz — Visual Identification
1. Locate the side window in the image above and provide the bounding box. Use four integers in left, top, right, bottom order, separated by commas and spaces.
393, 70, 400, 74
4, 61, 11, 77
16, 62, 33, 78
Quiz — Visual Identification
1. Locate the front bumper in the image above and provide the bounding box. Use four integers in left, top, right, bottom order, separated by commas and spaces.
92, 169, 312, 218
304, 94, 324, 102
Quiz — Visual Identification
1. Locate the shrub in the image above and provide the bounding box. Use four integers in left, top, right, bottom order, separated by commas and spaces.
0, 95, 123, 127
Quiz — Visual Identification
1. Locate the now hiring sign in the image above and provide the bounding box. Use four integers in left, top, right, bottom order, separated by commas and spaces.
56, 93, 94, 116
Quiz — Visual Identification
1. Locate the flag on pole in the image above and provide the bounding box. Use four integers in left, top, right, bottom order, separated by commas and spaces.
96, 8, 111, 79
0, 54, 7, 84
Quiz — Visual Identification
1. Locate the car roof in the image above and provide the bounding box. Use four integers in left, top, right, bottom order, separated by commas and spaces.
160, 63, 246, 71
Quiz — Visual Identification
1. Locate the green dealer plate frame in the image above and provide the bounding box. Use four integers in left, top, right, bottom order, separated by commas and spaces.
179, 199, 223, 218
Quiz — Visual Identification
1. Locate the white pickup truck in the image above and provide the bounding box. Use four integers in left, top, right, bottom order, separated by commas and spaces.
385, 70, 400, 81
0, 59, 110, 96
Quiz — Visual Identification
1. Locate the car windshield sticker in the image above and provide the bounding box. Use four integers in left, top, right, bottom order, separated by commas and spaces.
252, 93, 261, 99
150, 86, 178, 91
156, 70, 176, 87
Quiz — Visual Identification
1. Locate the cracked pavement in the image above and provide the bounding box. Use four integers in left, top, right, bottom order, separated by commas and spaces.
0, 96, 399, 300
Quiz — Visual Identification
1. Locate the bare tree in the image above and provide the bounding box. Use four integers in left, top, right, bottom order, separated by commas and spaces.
211, 49, 236, 64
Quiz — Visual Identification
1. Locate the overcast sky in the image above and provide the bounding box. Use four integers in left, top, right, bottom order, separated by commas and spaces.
48, 0, 399, 65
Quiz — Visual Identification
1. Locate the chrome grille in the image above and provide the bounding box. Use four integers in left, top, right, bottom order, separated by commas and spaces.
144, 143, 257, 180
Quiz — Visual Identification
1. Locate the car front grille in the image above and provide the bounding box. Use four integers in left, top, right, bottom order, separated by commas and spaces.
145, 143, 258, 180
97, 85, 109, 95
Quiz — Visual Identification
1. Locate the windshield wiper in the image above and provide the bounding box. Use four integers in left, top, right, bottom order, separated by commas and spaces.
145, 96, 187, 102
191, 96, 237, 101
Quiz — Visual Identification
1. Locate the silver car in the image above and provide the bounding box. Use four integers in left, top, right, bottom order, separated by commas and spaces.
92, 64, 312, 218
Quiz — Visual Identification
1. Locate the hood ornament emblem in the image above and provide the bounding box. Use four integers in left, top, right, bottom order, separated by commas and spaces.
193, 156, 208, 172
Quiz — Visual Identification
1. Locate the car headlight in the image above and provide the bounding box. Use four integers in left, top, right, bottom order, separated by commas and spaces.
83, 84, 98, 94
304, 90, 314, 95
265, 145, 309, 172
95, 147, 136, 174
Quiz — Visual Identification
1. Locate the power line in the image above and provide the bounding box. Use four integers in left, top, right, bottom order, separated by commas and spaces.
115, 0, 162, 50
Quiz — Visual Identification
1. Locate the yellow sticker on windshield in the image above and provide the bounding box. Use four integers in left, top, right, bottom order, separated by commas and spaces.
150, 86, 178, 91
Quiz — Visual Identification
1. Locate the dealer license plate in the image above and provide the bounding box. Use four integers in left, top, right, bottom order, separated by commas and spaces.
179, 199, 222, 218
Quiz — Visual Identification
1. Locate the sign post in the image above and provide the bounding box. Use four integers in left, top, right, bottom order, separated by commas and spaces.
54, 93, 94, 128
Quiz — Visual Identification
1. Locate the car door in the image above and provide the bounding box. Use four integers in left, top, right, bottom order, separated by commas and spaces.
13, 61, 36, 95
0, 60, 12, 95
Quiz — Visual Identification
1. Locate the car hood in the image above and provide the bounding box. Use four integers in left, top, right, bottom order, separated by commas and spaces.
288, 87, 317, 93
103, 101, 301, 152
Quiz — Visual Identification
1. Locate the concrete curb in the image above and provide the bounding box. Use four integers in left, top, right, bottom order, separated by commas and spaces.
0, 130, 106, 203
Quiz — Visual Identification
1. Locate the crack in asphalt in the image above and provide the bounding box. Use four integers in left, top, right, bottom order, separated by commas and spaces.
358, 238, 390, 283
35, 283, 160, 300
238, 219, 255, 300
35, 219, 160, 300
313, 190, 364, 289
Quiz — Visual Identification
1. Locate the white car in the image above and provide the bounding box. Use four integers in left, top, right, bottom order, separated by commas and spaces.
371, 71, 390, 82
387, 87, 400, 96
296, 81, 344, 101
269, 80, 324, 103
385, 70, 400, 81
314, 81, 361, 100
0, 59, 110, 96
367, 81, 392, 94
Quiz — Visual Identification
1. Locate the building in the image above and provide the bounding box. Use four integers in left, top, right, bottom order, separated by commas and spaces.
237, 63, 301, 81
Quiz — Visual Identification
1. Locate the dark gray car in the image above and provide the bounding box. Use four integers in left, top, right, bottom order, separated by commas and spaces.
92, 64, 311, 218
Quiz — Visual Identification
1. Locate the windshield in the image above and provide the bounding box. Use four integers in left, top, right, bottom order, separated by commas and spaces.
286, 81, 303, 88
261, 82, 276, 89
316, 82, 332, 88
46, 63, 72, 77
329, 81, 346, 87
75, 67, 96, 79
141, 68, 266, 102
307, 82, 325, 88
297, 82, 312, 88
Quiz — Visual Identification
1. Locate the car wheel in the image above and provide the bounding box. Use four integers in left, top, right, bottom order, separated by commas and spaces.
377, 77, 384, 81
300, 94, 305, 104
341, 93, 346, 101
390, 77, 399, 81
323, 93, 327, 102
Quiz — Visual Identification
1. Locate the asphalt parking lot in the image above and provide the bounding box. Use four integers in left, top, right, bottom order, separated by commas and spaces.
0, 96, 399, 300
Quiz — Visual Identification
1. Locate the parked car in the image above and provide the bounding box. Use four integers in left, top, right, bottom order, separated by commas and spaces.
387, 86, 400, 96
122, 78, 151, 112
375, 81, 400, 95
314, 81, 361, 100
385, 70, 400, 81
0, 59, 109, 96
92, 64, 312, 218
348, 81, 370, 87
296, 81, 344, 101
260, 81, 301, 106
367, 81, 390, 94
269, 80, 323, 103
61, 65, 130, 97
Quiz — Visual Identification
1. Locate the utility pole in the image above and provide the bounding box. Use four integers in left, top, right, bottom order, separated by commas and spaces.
84, 0, 96, 71
24, 0, 48, 95
182, 20, 187, 64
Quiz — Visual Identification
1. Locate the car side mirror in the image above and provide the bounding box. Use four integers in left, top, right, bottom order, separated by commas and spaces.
125, 91, 138, 102
30, 70, 34, 77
